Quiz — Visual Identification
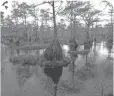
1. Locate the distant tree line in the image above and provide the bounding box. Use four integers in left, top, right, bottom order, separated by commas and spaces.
1, 1, 113, 44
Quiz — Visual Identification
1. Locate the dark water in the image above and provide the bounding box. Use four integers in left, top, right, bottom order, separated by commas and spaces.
1, 42, 113, 96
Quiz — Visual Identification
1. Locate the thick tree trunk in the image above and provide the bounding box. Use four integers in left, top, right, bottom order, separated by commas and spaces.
52, 1, 57, 39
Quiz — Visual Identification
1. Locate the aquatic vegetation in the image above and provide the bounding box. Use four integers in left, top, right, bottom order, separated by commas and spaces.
10, 55, 40, 65
75, 63, 98, 81
58, 80, 84, 94
39, 57, 71, 67
103, 63, 113, 79
40, 77, 84, 96
69, 49, 90, 55
18, 44, 49, 51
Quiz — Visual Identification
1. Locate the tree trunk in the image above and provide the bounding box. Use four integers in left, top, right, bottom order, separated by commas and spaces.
24, 16, 27, 41
110, 10, 113, 38
70, 7, 73, 39
36, 21, 39, 40
52, 1, 57, 39
73, 15, 76, 40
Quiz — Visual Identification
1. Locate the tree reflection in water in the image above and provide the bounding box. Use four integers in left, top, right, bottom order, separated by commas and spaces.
15, 64, 34, 96
40, 76, 55, 96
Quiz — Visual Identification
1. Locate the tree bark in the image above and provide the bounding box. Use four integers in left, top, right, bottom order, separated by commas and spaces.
110, 10, 113, 38
70, 8, 73, 39
52, 1, 57, 39
24, 16, 28, 41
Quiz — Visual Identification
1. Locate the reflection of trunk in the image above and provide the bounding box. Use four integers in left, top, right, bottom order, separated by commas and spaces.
72, 61, 75, 85
16, 49, 20, 56
85, 55, 88, 68
100, 80, 104, 96
54, 84, 57, 96
10, 47, 13, 55
68, 60, 75, 86
84, 24, 90, 67
47, 27, 50, 38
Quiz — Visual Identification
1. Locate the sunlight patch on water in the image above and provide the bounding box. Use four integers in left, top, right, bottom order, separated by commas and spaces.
98, 42, 108, 56
77, 45, 84, 51
62, 45, 70, 52
62, 45, 70, 57
39, 49, 45, 55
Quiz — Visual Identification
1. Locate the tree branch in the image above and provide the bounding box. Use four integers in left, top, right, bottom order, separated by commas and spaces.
55, 7, 63, 16
55, 1, 63, 16
43, 10, 53, 14
35, 1, 53, 6
80, 14, 88, 26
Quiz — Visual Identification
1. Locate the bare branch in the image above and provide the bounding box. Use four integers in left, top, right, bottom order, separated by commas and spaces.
56, 8, 63, 16
55, 1, 63, 16
80, 14, 88, 26
35, 1, 53, 6
43, 10, 53, 14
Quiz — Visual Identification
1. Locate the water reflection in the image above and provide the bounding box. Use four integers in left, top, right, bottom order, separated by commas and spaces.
64, 42, 113, 58
16, 41, 113, 59
98, 42, 108, 56
1, 41, 113, 96
14, 65, 34, 91
62, 45, 70, 58
61, 41, 113, 69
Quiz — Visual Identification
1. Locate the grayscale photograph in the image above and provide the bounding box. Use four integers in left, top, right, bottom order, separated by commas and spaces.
0, 0, 113, 96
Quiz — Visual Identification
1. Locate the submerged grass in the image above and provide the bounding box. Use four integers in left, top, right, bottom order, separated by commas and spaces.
58, 80, 84, 94
75, 63, 98, 81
